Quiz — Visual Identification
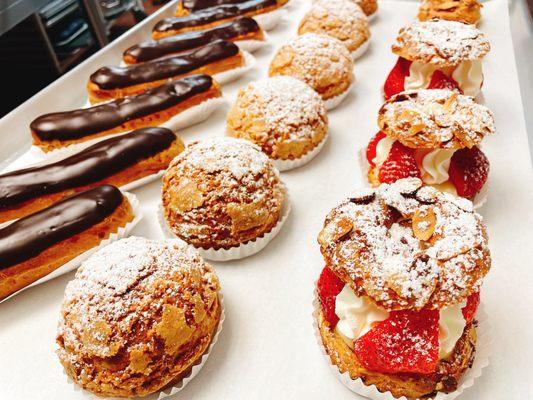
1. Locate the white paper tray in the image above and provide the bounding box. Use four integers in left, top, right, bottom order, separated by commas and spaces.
1, 0, 533, 399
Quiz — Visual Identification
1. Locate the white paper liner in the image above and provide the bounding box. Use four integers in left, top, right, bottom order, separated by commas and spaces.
356, 147, 489, 209
324, 80, 354, 110
160, 95, 227, 131
352, 39, 370, 60
157, 185, 291, 261
62, 294, 225, 400
253, 7, 287, 31
312, 297, 492, 400
271, 134, 328, 172
212, 51, 256, 85
235, 30, 269, 52
0, 191, 142, 303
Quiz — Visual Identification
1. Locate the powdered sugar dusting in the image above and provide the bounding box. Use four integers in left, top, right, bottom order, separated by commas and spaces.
393, 19, 490, 66
318, 178, 490, 310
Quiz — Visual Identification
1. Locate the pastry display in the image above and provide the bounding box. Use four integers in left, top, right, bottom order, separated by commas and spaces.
31, 74, 221, 152
162, 137, 285, 250
418, 0, 482, 25
174, 0, 288, 16
123, 17, 265, 64
226, 76, 328, 169
269, 33, 354, 108
298, 0, 370, 59
0, 185, 134, 300
0, 127, 183, 223
316, 178, 490, 399
153, 0, 283, 39
383, 19, 490, 99
364, 89, 494, 201
89, 40, 244, 103
56, 236, 221, 397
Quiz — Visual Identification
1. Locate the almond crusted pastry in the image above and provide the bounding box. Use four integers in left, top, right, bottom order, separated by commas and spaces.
392, 19, 489, 67
269, 33, 354, 101
162, 137, 285, 249
418, 0, 482, 25
56, 237, 221, 398
227, 76, 328, 161
318, 178, 490, 311
298, 0, 370, 55
378, 89, 495, 149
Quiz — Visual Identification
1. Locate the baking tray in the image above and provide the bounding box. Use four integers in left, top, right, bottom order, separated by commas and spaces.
1, 0, 533, 399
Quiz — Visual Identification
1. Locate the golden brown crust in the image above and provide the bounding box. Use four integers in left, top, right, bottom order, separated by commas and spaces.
32, 83, 221, 152
418, 0, 482, 25
298, 0, 370, 54
226, 76, 328, 160
377, 90, 495, 150
0, 195, 134, 300
317, 308, 477, 399
162, 138, 285, 249
88, 53, 244, 104
269, 33, 354, 100
318, 179, 491, 311
355, 0, 377, 16
57, 237, 221, 398
392, 20, 490, 67
0, 137, 184, 224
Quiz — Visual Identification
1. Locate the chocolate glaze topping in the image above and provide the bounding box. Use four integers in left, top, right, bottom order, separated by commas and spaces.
125, 17, 259, 62
31, 74, 213, 141
182, 0, 250, 11
0, 128, 175, 209
0, 185, 123, 270
154, 0, 277, 33
93, 40, 238, 89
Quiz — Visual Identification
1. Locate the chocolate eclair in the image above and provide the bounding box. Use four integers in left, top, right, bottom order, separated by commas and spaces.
0, 185, 135, 300
124, 17, 264, 64
89, 40, 242, 103
153, 0, 280, 39
175, 0, 288, 15
31, 74, 221, 152
0, 127, 183, 223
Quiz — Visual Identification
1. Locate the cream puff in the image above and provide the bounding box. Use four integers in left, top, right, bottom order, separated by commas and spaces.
383, 19, 490, 99
269, 33, 354, 109
226, 76, 328, 168
364, 89, 495, 201
299, 0, 370, 59
316, 178, 490, 399
418, 0, 482, 25
57, 236, 221, 397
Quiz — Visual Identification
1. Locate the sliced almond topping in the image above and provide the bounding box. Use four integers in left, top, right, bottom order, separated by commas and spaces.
443, 92, 458, 112
169, 180, 204, 213
412, 206, 437, 241
318, 217, 353, 247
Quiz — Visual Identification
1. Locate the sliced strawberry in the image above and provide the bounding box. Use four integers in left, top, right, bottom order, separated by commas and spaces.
384, 57, 412, 99
366, 131, 387, 166
354, 309, 440, 375
448, 146, 489, 198
427, 70, 463, 93
317, 266, 344, 328
462, 292, 480, 323
378, 141, 421, 184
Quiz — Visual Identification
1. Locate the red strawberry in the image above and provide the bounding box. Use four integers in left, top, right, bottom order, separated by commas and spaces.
378, 141, 421, 184
448, 146, 489, 198
384, 57, 412, 99
354, 309, 440, 375
462, 292, 480, 323
427, 70, 463, 93
317, 266, 344, 328
366, 131, 387, 166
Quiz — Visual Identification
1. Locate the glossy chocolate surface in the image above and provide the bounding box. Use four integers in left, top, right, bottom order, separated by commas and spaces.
125, 17, 259, 62
30, 74, 213, 141
182, 0, 250, 11
0, 185, 123, 269
93, 40, 238, 89
154, 0, 276, 33
0, 128, 175, 209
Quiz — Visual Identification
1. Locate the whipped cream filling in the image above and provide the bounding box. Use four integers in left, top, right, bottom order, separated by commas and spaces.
404, 60, 483, 97
334, 284, 467, 359
373, 137, 457, 195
